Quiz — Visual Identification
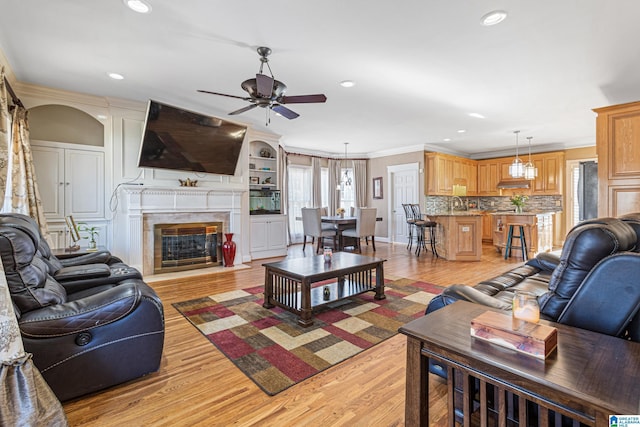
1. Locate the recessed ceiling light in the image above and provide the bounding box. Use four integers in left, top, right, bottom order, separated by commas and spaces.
443, 138, 452, 142
108, 72, 124, 80
340, 80, 355, 88
123, 0, 152, 14
481, 10, 507, 26
457, 129, 466, 133
468, 113, 485, 119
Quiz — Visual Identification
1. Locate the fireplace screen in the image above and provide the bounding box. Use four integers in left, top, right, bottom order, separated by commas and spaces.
153, 222, 223, 274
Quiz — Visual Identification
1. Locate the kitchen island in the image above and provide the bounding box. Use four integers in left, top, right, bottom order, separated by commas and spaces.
428, 212, 483, 261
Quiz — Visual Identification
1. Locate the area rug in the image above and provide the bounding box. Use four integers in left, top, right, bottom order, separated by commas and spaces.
172, 278, 443, 395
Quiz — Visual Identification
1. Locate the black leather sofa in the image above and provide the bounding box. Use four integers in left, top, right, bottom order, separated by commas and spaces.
0, 214, 165, 401
428, 215, 640, 341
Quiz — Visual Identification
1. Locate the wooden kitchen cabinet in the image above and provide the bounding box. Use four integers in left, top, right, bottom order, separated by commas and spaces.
425, 152, 477, 196
531, 151, 565, 195
477, 160, 500, 196
593, 100, 640, 217
482, 212, 494, 242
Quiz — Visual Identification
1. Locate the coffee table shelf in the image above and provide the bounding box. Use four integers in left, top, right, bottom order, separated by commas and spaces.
263, 252, 386, 327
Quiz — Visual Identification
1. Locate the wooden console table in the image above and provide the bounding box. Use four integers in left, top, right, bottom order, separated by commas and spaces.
263, 252, 386, 327
399, 301, 640, 426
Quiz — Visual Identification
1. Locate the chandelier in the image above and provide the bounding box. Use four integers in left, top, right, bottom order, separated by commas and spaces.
341, 142, 352, 187
523, 136, 538, 180
508, 130, 525, 178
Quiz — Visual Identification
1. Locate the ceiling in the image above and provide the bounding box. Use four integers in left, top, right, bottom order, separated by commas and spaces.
1, 0, 640, 158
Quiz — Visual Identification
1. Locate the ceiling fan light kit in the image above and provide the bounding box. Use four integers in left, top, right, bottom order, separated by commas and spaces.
198, 46, 327, 125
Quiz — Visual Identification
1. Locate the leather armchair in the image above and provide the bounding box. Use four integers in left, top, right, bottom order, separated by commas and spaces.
0, 215, 165, 401
1, 213, 142, 293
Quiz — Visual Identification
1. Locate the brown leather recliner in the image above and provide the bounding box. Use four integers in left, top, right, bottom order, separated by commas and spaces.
0, 214, 165, 401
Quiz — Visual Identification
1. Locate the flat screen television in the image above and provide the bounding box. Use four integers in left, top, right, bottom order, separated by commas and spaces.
137, 100, 247, 175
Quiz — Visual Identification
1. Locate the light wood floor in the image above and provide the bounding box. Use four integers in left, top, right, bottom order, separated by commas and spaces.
62, 242, 522, 426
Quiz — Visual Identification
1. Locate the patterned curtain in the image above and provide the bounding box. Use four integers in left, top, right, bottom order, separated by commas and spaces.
353, 159, 368, 208
0, 68, 9, 203
0, 70, 68, 426
2, 105, 51, 244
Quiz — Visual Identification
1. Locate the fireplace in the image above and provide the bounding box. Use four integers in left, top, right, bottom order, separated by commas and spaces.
153, 222, 223, 274
114, 186, 243, 276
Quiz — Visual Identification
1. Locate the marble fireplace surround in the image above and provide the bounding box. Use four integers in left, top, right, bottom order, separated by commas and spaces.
116, 186, 243, 276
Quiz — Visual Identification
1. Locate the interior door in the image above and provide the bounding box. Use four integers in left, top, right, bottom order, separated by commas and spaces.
389, 165, 419, 244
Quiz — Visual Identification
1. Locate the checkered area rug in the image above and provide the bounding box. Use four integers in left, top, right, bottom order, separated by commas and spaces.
172, 278, 444, 395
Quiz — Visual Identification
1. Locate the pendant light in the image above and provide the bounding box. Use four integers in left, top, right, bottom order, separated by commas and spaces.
508, 130, 525, 178
523, 136, 538, 180
342, 142, 352, 187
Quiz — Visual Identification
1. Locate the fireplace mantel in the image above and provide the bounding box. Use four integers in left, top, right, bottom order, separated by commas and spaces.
113, 185, 245, 275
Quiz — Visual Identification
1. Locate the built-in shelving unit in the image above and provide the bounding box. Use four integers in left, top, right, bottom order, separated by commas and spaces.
249, 141, 278, 189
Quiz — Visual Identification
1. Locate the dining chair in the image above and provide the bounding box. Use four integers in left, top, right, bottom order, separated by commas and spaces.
342, 207, 377, 253
301, 208, 337, 253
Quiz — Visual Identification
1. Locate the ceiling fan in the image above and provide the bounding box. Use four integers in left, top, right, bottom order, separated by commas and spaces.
198, 46, 327, 124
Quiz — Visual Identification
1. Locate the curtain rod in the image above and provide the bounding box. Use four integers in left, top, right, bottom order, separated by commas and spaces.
3, 76, 24, 108
284, 150, 368, 161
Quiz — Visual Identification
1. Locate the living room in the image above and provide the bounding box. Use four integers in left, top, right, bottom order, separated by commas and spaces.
2, 2, 640, 426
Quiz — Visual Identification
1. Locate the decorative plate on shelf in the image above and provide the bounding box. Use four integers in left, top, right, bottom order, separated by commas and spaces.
259, 148, 272, 158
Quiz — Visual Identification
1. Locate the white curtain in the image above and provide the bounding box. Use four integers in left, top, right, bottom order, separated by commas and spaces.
328, 158, 341, 215
311, 156, 322, 208
278, 146, 291, 246
353, 159, 368, 208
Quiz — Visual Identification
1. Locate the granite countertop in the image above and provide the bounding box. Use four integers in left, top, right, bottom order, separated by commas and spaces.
428, 210, 485, 216
488, 210, 560, 215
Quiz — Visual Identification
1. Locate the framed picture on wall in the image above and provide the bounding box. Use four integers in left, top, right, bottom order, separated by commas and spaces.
373, 177, 383, 199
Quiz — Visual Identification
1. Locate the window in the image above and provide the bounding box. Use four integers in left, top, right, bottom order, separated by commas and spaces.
340, 167, 355, 213
288, 165, 312, 243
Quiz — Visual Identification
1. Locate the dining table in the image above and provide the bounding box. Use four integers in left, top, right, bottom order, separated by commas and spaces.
321, 215, 357, 250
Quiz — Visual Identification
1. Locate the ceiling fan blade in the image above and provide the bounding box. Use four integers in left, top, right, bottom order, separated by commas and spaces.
229, 104, 258, 115
256, 73, 274, 98
271, 104, 299, 120
279, 94, 327, 104
197, 90, 250, 100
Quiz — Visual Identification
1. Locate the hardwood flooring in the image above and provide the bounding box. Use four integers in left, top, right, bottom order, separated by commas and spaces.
62, 242, 522, 426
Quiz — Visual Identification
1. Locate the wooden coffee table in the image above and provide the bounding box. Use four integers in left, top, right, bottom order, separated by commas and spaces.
262, 252, 386, 327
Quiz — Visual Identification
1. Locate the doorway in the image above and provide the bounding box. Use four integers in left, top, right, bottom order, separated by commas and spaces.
387, 163, 419, 245
566, 158, 598, 231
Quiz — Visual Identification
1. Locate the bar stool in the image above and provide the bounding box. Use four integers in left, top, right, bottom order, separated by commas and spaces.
504, 222, 529, 261
402, 204, 416, 250
411, 204, 439, 258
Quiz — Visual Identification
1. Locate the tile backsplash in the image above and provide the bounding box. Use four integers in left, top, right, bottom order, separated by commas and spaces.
425, 195, 562, 214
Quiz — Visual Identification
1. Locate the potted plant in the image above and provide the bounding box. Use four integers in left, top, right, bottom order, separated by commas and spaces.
510, 194, 529, 213
77, 223, 100, 250
336, 207, 346, 218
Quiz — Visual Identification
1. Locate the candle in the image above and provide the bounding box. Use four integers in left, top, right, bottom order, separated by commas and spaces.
512, 292, 540, 323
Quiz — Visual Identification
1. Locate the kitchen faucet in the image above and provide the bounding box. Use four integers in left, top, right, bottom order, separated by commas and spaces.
450, 196, 467, 211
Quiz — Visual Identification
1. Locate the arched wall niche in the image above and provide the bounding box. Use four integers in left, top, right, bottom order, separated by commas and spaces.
28, 104, 104, 147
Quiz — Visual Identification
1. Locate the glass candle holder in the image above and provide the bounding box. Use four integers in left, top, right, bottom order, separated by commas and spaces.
323, 247, 332, 263
512, 291, 540, 323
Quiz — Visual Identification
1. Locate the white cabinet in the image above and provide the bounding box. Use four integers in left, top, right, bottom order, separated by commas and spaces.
31, 144, 105, 248
250, 215, 287, 259
32, 145, 105, 220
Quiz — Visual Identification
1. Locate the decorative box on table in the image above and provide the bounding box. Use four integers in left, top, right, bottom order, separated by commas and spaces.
470, 311, 558, 359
